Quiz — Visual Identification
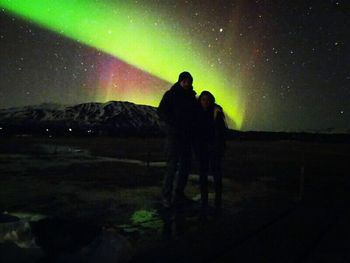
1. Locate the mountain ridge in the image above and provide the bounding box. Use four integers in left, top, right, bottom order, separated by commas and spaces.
0, 101, 163, 136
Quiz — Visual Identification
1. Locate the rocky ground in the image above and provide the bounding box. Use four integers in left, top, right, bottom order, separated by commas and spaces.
0, 137, 349, 262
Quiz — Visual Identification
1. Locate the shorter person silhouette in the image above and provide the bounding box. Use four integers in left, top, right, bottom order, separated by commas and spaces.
195, 91, 227, 212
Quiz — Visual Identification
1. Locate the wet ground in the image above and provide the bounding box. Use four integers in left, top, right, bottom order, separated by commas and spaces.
0, 137, 349, 262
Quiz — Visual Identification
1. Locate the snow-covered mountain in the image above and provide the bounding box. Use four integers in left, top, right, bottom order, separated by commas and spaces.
0, 101, 163, 135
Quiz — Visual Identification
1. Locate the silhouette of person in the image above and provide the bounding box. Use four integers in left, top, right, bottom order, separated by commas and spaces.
157, 72, 197, 208
195, 91, 227, 212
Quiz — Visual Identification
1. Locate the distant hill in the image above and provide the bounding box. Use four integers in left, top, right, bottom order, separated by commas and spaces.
0, 101, 163, 136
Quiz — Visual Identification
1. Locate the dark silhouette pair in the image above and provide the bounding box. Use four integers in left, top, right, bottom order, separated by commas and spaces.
158, 72, 227, 211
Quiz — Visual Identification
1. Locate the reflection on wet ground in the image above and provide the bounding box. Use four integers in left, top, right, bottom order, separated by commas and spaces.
119, 209, 163, 234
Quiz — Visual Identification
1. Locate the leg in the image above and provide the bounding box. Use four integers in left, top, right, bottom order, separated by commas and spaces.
212, 156, 223, 209
162, 137, 180, 203
174, 140, 192, 200
199, 157, 209, 208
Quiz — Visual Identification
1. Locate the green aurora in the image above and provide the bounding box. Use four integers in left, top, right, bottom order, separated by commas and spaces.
0, 0, 245, 128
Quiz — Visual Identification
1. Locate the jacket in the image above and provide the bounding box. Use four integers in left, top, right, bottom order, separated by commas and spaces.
157, 83, 198, 139
196, 104, 227, 156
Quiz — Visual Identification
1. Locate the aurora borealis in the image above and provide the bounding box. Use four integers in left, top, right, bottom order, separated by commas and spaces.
0, 0, 244, 128
0, 0, 348, 131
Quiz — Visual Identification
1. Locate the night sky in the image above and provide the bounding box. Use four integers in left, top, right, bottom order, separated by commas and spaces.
0, 0, 349, 132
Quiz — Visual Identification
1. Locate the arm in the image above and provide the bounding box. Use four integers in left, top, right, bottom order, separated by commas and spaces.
214, 106, 228, 152
216, 112, 227, 139
157, 91, 174, 127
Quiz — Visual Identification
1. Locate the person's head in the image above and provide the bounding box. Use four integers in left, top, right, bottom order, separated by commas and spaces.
198, 91, 215, 110
178, 71, 193, 90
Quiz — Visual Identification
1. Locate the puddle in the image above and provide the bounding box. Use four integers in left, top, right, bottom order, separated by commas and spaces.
96, 157, 166, 167
34, 144, 90, 156
6, 212, 47, 223
1, 143, 166, 174
35, 144, 166, 168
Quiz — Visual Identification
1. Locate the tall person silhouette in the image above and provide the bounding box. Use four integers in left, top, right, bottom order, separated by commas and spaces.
157, 72, 198, 208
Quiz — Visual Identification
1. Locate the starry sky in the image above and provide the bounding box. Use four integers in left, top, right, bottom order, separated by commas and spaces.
0, 0, 349, 132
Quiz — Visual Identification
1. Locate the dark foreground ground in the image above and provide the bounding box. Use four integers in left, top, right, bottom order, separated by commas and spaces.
0, 136, 349, 263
